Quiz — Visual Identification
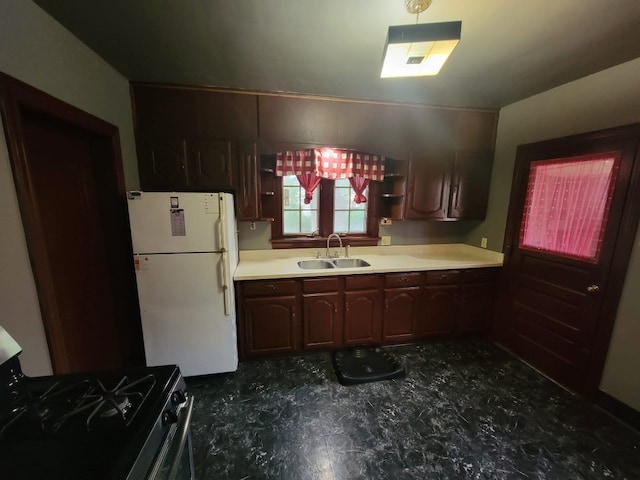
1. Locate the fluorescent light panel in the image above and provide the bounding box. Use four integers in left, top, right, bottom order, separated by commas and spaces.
381, 21, 461, 78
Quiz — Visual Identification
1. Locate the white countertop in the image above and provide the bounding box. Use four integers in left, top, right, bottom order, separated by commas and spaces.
234, 244, 503, 281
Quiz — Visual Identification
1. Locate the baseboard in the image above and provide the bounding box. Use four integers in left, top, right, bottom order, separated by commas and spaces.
596, 390, 640, 432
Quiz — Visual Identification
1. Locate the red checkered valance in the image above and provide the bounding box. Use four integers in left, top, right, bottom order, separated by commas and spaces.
275, 148, 385, 180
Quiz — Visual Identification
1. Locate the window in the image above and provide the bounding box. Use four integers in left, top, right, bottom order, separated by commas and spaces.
282, 175, 319, 234
270, 149, 382, 248
519, 154, 618, 262
333, 178, 367, 234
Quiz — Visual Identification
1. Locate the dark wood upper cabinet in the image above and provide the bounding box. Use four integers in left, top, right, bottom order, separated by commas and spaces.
259, 96, 341, 145
136, 137, 188, 191
448, 151, 494, 219
195, 90, 257, 139
455, 110, 498, 151
188, 139, 234, 191
130, 84, 498, 218
132, 86, 197, 138
404, 153, 451, 219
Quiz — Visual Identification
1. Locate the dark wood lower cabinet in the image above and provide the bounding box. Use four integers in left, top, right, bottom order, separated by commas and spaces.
344, 290, 382, 346
237, 267, 499, 359
302, 292, 343, 349
420, 285, 459, 336
243, 295, 299, 356
458, 283, 496, 332
383, 287, 420, 342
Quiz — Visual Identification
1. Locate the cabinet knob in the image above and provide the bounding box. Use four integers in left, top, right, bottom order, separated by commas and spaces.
265, 284, 276, 291
586, 284, 600, 294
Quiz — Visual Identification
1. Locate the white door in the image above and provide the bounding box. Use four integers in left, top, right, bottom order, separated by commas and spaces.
134, 252, 238, 376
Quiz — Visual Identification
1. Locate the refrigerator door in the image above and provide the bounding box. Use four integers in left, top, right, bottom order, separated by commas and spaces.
134, 252, 238, 376
218, 193, 238, 315
128, 192, 221, 254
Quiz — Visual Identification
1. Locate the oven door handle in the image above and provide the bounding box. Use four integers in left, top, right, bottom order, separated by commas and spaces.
167, 395, 194, 480
147, 394, 195, 480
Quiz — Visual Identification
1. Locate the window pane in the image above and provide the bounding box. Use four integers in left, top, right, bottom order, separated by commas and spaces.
334, 211, 349, 233
335, 187, 350, 209
519, 155, 618, 262
349, 211, 366, 233
301, 211, 317, 233
333, 179, 368, 234
283, 175, 299, 186
283, 211, 300, 234
281, 175, 318, 235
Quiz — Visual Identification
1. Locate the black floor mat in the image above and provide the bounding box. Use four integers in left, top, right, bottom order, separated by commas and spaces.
332, 347, 406, 385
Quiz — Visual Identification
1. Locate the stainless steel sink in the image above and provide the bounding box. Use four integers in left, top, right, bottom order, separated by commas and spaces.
297, 259, 335, 269
331, 258, 371, 268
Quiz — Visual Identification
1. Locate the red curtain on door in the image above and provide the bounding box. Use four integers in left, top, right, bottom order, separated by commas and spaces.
519, 155, 618, 261
275, 148, 384, 203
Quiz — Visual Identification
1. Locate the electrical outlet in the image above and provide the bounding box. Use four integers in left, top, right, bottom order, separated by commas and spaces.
250, 222, 256, 230
381, 235, 391, 246
481, 237, 488, 248
380, 218, 392, 226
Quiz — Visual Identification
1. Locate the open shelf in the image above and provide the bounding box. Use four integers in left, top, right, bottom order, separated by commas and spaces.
379, 158, 407, 220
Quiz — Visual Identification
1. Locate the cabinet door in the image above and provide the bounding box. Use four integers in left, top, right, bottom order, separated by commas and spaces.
196, 90, 258, 139
419, 285, 458, 336
344, 290, 382, 345
302, 292, 343, 349
131, 85, 197, 138
382, 287, 420, 342
189, 139, 233, 190
137, 137, 188, 190
236, 142, 261, 221
243, 295, 299, 356
404, 155, 450, 219
458, 283, 496, 333
448, 151, 493, 219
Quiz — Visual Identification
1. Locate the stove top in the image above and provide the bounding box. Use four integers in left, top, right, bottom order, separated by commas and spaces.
0, 358, 181, 480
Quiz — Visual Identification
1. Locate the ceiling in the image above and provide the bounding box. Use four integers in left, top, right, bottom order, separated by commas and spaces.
33, 0, 640, 109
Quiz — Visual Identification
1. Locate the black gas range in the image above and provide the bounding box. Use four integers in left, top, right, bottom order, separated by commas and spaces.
0, 327, 194, 480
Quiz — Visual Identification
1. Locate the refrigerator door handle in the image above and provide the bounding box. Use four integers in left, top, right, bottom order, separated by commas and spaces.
220, 251, 231, 316
218, 194, 227, 253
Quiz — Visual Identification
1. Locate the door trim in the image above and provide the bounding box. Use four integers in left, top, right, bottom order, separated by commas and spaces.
0, 72, 142, 373
498, 123, 640, 396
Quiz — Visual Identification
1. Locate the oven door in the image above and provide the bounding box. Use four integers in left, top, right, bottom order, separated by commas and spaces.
146, 395, 195, 480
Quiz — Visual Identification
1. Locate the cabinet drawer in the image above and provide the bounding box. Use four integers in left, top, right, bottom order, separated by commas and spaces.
425, 270, 460, 285
345, 275, 380, 291
463, 267, 500, 284
384, 272, 421, 288
303, 277, 340, 293
242, 279, 298, 297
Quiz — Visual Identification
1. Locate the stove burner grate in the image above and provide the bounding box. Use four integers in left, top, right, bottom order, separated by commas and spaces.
0, 374, 156, 439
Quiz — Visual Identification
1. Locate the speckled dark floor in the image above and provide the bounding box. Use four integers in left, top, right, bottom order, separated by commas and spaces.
187, 340, 640, 479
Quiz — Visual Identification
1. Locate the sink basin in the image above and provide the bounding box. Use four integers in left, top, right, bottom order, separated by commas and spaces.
297, 259, 335, 269
332, 258, 371, 268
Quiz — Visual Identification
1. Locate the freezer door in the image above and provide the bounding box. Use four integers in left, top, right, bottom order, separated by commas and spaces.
134, 252, 238, 376
128, 192, 220, 254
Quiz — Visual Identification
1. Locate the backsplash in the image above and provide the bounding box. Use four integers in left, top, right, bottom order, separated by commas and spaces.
237, 220, 481, 251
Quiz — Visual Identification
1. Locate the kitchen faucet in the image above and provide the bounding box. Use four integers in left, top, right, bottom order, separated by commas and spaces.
326, 233, 343, 258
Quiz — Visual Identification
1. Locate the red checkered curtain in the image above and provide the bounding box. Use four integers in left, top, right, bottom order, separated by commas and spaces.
275, 148, 385, 203
316, 148, 384, 203
316, 148, 385, 181
275, 150, 321, 203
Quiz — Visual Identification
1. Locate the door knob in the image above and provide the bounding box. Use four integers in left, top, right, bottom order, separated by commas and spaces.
587, 284, 600, 294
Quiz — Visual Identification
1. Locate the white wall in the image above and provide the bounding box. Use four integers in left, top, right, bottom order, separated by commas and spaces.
0, 0, 138, 375
467, 57, 640, 411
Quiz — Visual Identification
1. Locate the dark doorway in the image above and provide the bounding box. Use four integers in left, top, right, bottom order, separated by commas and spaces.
496, 123, 640, 394
0, 73, 144, 374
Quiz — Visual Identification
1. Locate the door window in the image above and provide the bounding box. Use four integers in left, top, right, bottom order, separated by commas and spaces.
519, 154, 618, 262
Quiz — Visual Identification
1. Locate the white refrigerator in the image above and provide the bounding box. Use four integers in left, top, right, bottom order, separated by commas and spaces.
127, 191, 238, 376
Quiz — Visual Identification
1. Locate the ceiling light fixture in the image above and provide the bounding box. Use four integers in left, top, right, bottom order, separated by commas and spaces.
381, 8, 461, 79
